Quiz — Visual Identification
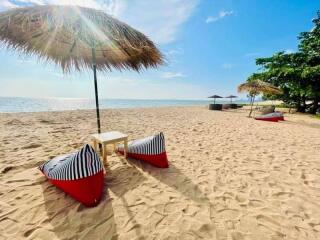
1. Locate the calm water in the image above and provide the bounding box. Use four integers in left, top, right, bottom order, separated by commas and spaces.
0, 97, 245, 113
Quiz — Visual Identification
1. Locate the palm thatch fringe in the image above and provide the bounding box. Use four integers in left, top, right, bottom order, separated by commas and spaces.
238, 79, 282, 95
238, 79, 282, 117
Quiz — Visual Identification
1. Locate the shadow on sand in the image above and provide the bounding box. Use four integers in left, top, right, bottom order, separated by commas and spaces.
112, 155, 210, 204
103, 158, 148, 239
105, 155, 210, 239
104, 157, 147, 197
41, 177, 118, 240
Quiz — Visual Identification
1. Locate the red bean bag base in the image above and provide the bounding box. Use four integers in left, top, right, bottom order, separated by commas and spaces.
39, 144, 104, 207
117, 132, 169, 168
255, 117, 279, 122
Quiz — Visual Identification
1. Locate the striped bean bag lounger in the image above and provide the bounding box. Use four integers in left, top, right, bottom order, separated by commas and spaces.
255, 112, 284, 122
117, 132, 169, 168
39, 144, 104, 207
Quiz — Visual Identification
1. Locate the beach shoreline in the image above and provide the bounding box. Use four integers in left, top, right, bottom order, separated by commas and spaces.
1, 96, 285, 114
1, 106, 320, 239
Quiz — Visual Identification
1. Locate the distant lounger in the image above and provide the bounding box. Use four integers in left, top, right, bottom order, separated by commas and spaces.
209, 104, 222, 110
259, 106, 275, 115
255, 112, 284, 122
222, 104, 238, 109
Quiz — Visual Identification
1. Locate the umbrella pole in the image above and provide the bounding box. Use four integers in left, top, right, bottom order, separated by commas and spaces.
92, 48, 101, 134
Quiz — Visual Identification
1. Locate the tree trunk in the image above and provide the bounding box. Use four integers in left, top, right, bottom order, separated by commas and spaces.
249, 95, 255, 117
310, 97, 319, 114
248, 96, 252, 117
302, 97, 307, 112
296, 96, 306, 113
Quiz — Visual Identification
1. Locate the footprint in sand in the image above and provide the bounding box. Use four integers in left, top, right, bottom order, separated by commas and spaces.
248, 199, 264, 208
5, 119, 25, 125
39, 119, 56, 124
1, 166, 15, 174
182, 205, 199, 216
256, 214, 282, 229
23, 227, 40, 238
235, 195, 247, 203
216, 208, 240, 220
21, 143, 42, 149
231, 231, 245, 240
272, 192, 294, 199
308, 222, 320, 232
49, 130, 65, 134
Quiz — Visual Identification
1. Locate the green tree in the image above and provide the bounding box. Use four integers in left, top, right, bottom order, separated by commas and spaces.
298, 11, 320, 113
248, 11, 320, 114
255, 52, 310, 112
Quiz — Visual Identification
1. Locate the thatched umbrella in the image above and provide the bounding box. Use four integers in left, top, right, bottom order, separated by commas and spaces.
225, 95, 237, 103
238, 79, 282, 117
0, 5, 163, 133
208, 95, 223, 104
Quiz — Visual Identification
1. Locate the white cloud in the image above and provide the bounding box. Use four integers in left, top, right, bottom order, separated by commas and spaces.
244, 52, 260, 57
100, 76, 149, 86
162, 71, 186, 79
166, 48, 184, 56
19, 0, 44, 4
0, 0, 17, 9
165, 47, 184, 64
47, 0, 102, 9
1, 0, 198, 44
284, 49, 295, 54
115, 0, 198, 44
0, 0, 44, 9
221, 63, 234, 69
206, 10, 234, 23
2, 0, 101, 8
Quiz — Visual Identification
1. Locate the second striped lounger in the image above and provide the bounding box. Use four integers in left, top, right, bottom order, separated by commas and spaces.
117, 132, 169, 168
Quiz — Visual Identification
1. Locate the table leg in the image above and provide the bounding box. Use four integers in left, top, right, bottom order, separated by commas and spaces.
103, 144, 107, 164
113, 143, 116, 152
93, 139, 97, 151
124, 139, 128, 159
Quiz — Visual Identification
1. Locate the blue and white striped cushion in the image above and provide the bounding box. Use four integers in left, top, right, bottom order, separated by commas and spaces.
39, 144, 103, 181
117, 132, 166, 155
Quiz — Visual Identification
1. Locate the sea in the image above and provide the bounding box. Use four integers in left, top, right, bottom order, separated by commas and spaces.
0, 97, 247, 113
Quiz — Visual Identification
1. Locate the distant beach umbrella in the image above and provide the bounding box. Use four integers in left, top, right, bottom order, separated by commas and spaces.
0, 5, 163, 133
225, 95, 237, 103
208, 95, 223, 104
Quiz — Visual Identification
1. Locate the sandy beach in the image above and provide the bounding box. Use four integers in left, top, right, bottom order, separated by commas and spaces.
1, 106, 320, 240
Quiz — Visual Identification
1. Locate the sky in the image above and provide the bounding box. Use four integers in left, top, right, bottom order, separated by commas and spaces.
0, 0, 319, 100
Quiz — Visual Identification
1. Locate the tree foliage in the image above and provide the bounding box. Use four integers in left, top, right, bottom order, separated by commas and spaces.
247, 11, 320, 114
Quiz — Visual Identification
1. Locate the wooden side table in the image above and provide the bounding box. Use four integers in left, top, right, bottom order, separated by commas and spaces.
91, 131, 128, 165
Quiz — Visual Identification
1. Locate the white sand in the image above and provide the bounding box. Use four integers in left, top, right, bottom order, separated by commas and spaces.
1, 106, 320, 240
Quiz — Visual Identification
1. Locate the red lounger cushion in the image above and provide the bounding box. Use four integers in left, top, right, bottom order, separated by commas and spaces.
117, 132, 169, 168
39, 144, 104, 207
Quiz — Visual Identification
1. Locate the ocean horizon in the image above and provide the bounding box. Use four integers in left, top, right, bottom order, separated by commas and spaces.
0, 96, 250, 113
